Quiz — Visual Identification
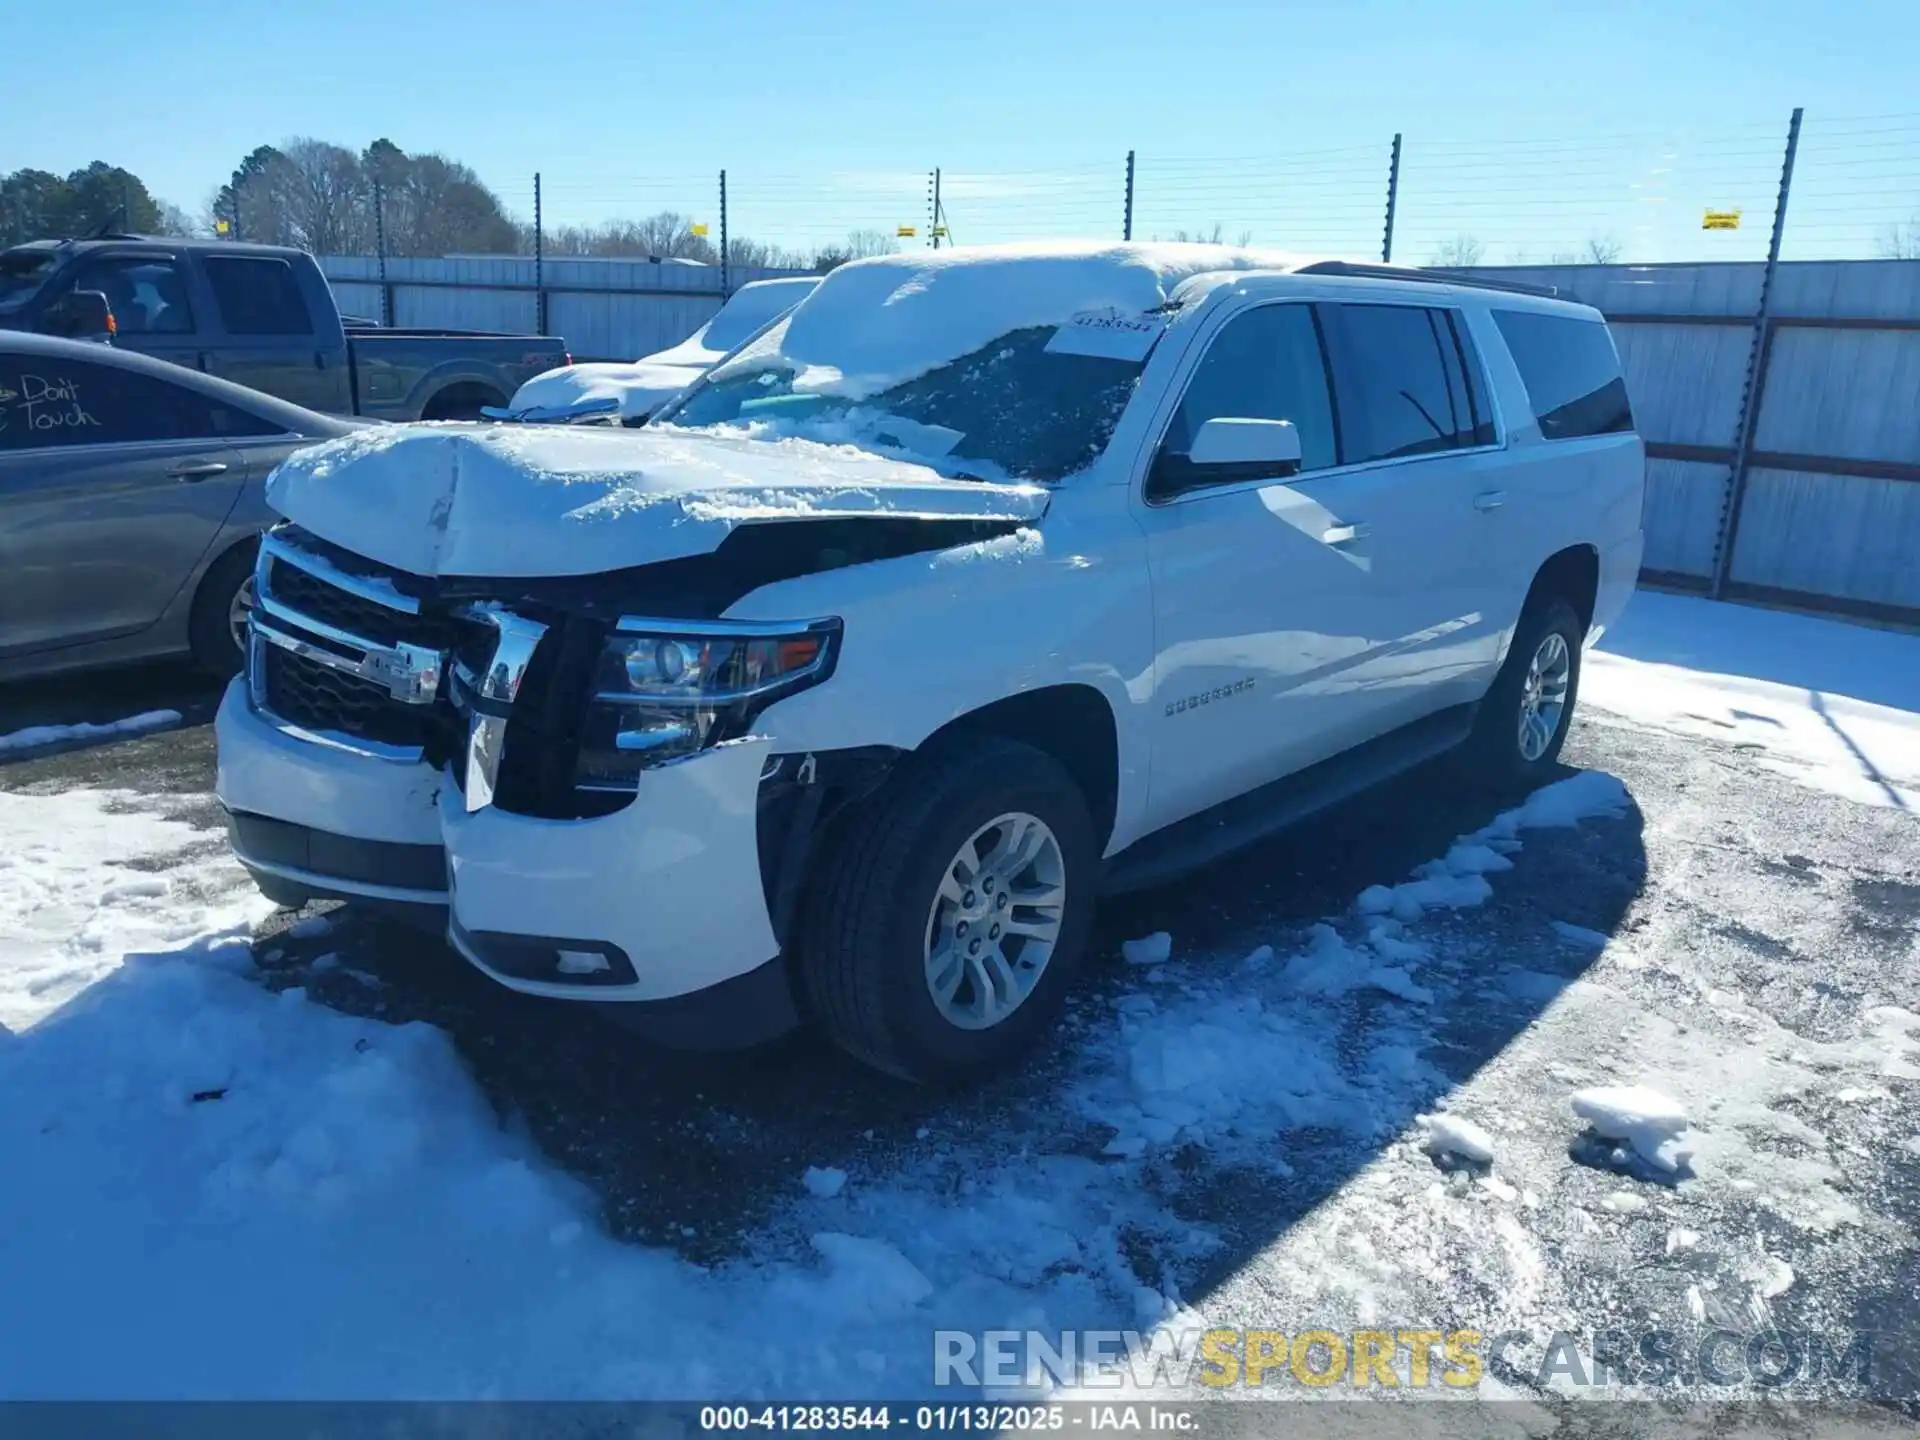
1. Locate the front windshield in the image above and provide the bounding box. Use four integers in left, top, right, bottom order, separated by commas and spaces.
0, 250, 60, 308
660, 319, 1149, 484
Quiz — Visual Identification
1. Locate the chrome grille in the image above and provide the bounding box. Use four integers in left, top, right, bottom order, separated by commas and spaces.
262, 645, 434, 750
246, 531, 464, 762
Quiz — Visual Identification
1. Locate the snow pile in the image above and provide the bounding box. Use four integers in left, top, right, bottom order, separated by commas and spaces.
806, 1234, 933, 1317
0, 788, 267, 1033
0, 709, 180, 756
803, 1166, 847, 1199
1570, 1085, 1693, 1174
1356, 772, 1627, 925
774, 242, 1306, 400
1418, 1112, 1497, 1165
1086, 767, 1634, 1162
1278, 923, 1434, 1004
1120, 932, 1172, 967
1087, 987, 1362, 1155
1588, 591, 1920, 810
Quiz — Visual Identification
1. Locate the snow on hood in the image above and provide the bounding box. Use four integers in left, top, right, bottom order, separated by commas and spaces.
775, 240, 1309, 399
506, 359, 703, 423
264, 422, 1050, 578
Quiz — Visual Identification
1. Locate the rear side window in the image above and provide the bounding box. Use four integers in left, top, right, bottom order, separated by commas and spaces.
1492, 310, 1634, 440
203, 257, 315, 336
0, 354, 281, 449
1318, 303, 1488, 464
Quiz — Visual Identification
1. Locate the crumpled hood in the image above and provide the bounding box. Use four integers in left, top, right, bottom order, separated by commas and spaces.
265, 423, 1050, 578
506, 359, 703, 423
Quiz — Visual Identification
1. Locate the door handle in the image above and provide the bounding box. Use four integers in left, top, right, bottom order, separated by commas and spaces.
169, 459, 230, 481
1322, 521, 1371, 545
1473, 489, 1507, 512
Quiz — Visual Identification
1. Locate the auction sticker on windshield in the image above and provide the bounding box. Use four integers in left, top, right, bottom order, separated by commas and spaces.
1044, 309, 1168, 362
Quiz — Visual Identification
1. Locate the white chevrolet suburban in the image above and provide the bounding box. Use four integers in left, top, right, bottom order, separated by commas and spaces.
216, 243, 1644, 1083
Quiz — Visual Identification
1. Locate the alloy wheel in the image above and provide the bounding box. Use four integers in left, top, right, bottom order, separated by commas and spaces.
1517, 630, 1572, 762
923, 811, 1067, 1031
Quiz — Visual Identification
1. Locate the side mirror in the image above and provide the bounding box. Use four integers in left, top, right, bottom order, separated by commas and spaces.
40, 290, 116, 343
1151, 416, 1302, 497
1189, 417, 1302, 470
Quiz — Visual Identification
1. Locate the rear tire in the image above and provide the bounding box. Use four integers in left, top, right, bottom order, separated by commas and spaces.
188, 543, 257, 679
1461, 596, 1584, 788
798, 735, 1098, 1085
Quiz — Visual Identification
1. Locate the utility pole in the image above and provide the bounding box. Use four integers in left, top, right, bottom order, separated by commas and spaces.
1123, 150, 1136, 242
931, 168, 943, 249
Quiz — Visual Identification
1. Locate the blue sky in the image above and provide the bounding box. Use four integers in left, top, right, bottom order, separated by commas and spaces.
5, 0, 1917, 261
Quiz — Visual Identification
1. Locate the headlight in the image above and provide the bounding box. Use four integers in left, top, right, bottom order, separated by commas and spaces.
574, 617, 841, 789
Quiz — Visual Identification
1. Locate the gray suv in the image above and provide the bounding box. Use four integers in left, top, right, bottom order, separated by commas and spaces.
0, 332, 354, 681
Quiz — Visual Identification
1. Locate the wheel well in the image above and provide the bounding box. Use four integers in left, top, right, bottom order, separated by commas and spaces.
192, 535, 258, 608
1526, 544, 1599, 634
921, 686, 1120, 849
420, 381, 506, 420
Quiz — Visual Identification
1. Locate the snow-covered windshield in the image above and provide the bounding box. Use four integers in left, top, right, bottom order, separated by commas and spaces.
660, 317, 1150, 483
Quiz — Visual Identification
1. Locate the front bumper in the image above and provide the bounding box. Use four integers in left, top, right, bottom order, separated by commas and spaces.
216, 678, 789, 1020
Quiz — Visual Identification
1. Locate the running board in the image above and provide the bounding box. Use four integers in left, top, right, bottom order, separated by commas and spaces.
1100, 702, 1478, 896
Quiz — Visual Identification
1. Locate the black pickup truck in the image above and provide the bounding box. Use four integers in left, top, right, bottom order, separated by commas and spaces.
0, 236, 568, 421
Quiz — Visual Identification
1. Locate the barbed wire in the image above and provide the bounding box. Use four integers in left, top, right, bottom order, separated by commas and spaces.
467, 113, 1920, 266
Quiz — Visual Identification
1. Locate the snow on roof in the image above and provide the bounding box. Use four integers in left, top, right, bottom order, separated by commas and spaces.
775, 240, 1310, 400
645, 275, 820, 368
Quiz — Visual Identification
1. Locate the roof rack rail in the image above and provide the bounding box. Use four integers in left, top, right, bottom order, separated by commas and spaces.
1294, 260, 1558, 299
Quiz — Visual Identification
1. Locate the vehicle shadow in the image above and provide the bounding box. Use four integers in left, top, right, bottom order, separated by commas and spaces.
263, 728, 1647, 1291
0, 658, 222, 760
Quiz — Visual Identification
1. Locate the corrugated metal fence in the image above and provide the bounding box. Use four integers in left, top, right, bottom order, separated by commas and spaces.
319, 254, 810, 362
318, 252, 1920, 625
1469, 259, 1920, 625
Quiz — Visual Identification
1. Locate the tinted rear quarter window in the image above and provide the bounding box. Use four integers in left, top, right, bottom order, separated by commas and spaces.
1492, 310, 1634, 439
0, 354, 281, 449
1318, 303, 1484, 464
203, 257, 315, 336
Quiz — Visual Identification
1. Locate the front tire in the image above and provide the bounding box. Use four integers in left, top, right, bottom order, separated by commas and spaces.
1462, 596, 1584, 787
798, 736, 1098, 1085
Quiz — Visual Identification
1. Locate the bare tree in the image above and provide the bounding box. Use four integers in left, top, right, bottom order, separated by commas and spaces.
1157, 224, 1226, 244
1877, 219, 1920, 259
153, 200, 200, 237
1584, 234, 1625, 264
843, 229, 900, 259
276, 139, 370, 255
1430, 234, 1485, 267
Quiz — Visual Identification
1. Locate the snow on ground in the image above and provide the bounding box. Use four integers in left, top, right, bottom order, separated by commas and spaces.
0, 708, 180, 756
3, 593, 1917, 1401
0, 787, 266, 1033
0, 765, 1636, 1400
1588, 590, 1920, 810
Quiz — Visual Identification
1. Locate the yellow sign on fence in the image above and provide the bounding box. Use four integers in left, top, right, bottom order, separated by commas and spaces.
690, 223, 709, 237
897, 225, 918, 237
1702, 209, 1743, 230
